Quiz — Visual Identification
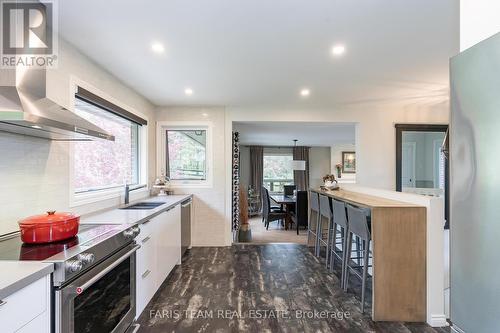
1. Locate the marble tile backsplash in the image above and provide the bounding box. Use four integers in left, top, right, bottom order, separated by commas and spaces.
0, 132, 70, 235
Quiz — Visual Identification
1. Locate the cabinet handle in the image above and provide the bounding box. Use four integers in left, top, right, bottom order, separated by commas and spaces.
141, 236, 151, 244
141, 269, 151, 279
0, 300, 6, 307
142, 220, 151, 225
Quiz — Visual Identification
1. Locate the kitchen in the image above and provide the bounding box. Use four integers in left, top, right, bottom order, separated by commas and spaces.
0, 1, 499, 333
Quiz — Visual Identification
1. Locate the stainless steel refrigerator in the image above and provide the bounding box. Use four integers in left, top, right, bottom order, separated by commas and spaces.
450, 32, 500, 333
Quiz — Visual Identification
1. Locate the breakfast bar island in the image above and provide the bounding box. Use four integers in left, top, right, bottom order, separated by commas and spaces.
311, 187, 427, 323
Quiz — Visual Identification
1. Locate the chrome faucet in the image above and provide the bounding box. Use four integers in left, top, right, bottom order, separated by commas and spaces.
124, 184, 147, 204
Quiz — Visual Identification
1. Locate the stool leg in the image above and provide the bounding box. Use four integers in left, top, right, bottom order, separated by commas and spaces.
329, 223, 337, 272
316, 216, 322, 257
361, 239, 370, 313
343, 231, 352, 291
325, 218, 331, 268
307, 210, 315, 251
339, 226, 346, 288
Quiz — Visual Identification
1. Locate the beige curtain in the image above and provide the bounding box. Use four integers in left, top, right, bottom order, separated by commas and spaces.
250, 146, 264, 211
293, 146, 310, 191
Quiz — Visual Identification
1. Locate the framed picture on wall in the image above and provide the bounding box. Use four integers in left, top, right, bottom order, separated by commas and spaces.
342, 151, 356, 173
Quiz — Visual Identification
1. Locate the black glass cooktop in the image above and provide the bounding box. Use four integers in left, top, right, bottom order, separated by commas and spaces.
0, 224, 100, 261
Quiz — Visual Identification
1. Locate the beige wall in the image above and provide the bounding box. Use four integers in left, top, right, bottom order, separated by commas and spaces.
330, 144, 356, 183
155, 106, 228, 246
239, 145, 251, 191
309, 147, 331, 188
0, 39, 156, 235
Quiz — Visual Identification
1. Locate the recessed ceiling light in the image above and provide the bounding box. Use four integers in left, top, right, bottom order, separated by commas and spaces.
184, 88, 193, 96
300, 89, 310, 97
331, 44, 346, 56
31, 125, 42, 129
202, 112, 208, 117
151, 42, 165, 54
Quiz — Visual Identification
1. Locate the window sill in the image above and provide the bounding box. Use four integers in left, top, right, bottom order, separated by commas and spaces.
168, 181, 213, 189
70, 186, 149, 207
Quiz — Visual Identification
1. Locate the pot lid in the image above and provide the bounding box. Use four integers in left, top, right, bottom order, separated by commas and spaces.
19, 211, 79, 226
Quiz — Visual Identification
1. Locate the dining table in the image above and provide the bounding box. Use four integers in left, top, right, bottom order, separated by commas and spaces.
270, 194, 296, 230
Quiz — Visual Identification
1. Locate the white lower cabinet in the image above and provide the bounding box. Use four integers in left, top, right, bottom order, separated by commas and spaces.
154, 204, 181, 290
0, 275, 51, 333
135, 204, 182, 319
135, 220, 156, 318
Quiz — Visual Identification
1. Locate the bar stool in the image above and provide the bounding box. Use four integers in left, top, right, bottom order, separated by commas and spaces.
317, 194, 333, 267
329, 199, 349, 289
307, 191, 320, 255
344, 204, 372, 313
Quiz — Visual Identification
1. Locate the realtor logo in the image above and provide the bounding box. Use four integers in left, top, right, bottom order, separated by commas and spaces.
1, 0, 57, 67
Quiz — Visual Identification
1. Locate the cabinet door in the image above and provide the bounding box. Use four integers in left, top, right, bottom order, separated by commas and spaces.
135, 225, 155, 319
16, 311, 49, 333
0, 275, 50, 333
154, 205, 181, 289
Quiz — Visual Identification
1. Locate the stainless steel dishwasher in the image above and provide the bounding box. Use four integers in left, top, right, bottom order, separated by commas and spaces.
181, 198, 192, 257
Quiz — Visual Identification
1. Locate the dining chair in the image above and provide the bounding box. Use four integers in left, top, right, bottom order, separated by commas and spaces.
290, 191, 308, 235
284, 185, 296, 196
262, 187, 287, 230
261, 186, 282, 223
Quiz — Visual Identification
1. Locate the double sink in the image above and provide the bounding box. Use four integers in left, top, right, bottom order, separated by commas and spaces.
120, 202, 164, 210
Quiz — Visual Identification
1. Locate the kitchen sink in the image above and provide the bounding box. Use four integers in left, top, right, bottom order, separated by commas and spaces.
120, 202, 164, 210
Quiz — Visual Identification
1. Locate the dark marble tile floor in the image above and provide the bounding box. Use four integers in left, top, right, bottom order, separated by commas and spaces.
137, 244, 450, 333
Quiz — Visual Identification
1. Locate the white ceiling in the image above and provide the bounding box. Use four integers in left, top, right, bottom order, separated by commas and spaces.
234, 122, 355, 146
58, 0, 459, 108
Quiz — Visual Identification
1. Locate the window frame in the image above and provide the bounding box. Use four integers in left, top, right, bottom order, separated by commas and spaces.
263, 151, 294, 194
69, 80, 149, 207
157, 121, 213, 188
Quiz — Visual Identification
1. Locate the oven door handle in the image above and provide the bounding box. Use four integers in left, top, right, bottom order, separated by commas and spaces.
78, 244, 140, 292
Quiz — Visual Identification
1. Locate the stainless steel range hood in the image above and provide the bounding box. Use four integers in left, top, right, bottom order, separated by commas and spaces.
0, 66, 114, 141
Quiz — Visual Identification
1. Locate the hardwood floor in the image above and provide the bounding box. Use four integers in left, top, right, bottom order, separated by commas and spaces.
239, 217, 307, 244
137, 244, 450, 333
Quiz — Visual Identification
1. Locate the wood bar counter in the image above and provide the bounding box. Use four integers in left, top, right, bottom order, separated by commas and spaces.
311, 188, 427, 322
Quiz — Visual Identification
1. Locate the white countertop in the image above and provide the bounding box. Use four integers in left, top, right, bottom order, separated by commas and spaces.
0, 261, 53, 299
80, 194, 192, 225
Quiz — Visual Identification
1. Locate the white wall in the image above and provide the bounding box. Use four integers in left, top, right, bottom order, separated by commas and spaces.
0, 39, 156, 235
309, 147, 331, 188
460, 0, 500, 51
155, 106, 229, 246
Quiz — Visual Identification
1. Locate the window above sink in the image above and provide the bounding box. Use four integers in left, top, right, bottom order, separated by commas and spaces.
69, 83, 149, 207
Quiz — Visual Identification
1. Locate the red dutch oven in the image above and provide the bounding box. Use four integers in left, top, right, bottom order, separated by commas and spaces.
18, 211, 80, 244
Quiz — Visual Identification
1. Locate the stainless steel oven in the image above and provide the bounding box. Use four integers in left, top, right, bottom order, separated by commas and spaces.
55, 243, 140, 333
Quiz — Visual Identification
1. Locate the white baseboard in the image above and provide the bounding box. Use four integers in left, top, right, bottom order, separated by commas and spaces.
451, 324, 465, 333
444, 287, 450, 318
429, 314, 448, 327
